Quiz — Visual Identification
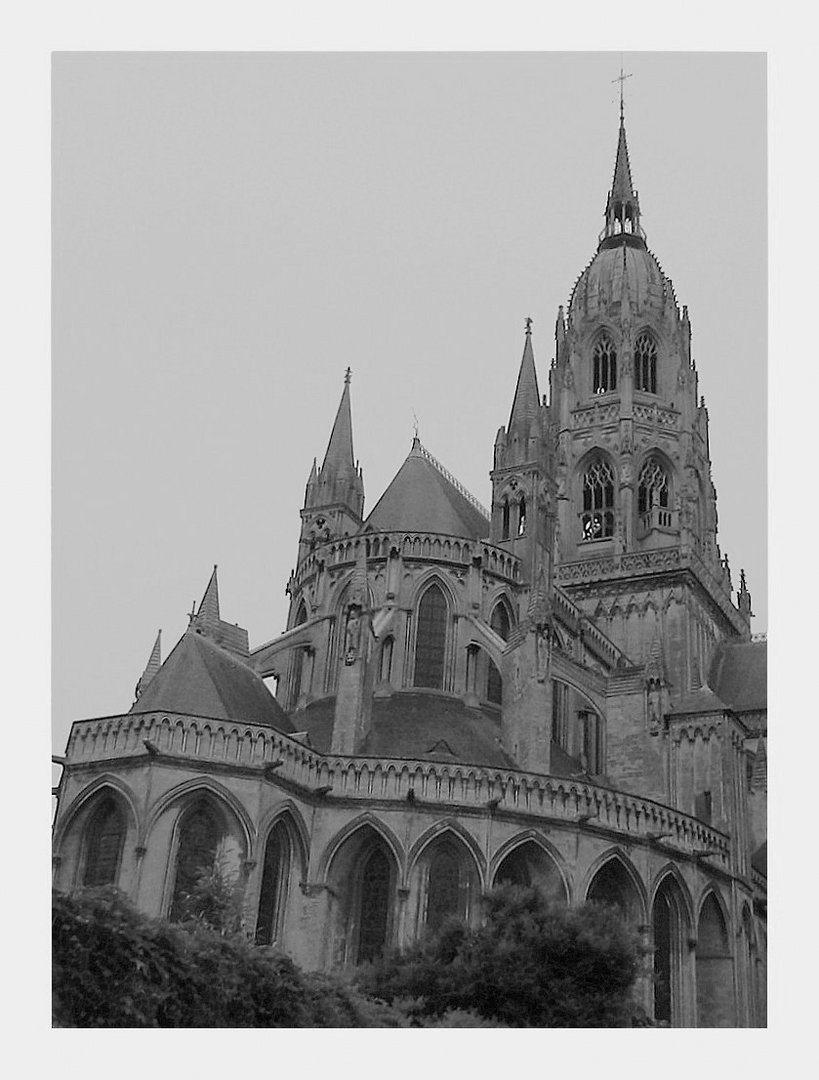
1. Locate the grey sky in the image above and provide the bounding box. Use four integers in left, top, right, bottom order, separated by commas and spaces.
52, 52, 766, 749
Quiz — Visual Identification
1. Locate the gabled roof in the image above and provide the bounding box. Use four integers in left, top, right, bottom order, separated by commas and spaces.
130, 629, 293, 731
365, 439, 489, 539
708, 639, 767, 714
670, 685, 728, 716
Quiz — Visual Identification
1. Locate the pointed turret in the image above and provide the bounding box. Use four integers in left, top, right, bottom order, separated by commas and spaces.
189, 566, 250, 657
508, 319, 541, 435
195, 564, 220, 633
322, 366, 356, 477
134, 629, 162, 702
600, 106, 645, 248
299, 369, 365, 565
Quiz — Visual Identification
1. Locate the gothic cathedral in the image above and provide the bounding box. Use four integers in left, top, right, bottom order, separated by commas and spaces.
53, 104, 767, 1027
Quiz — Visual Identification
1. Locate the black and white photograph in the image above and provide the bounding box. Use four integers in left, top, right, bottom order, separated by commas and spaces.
46, 49, 771, 1034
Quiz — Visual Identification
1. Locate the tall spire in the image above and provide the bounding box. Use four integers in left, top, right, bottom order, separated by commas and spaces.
508, 318, 541, 433
322, 367, 356, 475
600, 92, 645, 249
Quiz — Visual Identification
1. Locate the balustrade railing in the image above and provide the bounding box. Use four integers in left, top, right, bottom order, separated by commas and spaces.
64, 709, 730, 865
294, 530, 522, 590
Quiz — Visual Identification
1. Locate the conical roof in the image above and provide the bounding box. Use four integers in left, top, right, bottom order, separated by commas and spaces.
508, 326, 540, 433
365, 439, 489, 539
322, 369, 356, 476
135, 629, 162, 699
130, 629, 293, 731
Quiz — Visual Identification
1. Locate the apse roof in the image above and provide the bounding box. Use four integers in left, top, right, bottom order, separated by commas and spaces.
365, 439, 489, 540
130, 629, 293, 731
296, 693, 513, 768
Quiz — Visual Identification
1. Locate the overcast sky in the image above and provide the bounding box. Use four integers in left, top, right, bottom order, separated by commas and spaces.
52, 52, 766, 748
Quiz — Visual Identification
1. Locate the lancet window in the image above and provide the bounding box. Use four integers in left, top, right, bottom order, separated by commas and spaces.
82, 797, 126, 887
413, 584, 447, 690
357, 847, 392, 963
592, 335, 617, 394
634, 332, 658, 393
638, 458, 670, 518
501, 498, 511, 540
255, 822, 292, 946
169, 802, 221, 921
517, 495, 527, 535
581, 458, 615, 540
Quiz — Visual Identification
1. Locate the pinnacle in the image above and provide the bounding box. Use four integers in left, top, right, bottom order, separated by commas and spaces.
195, 565, 220, 630
508, 323, 541, 433
322, 370, 356, 476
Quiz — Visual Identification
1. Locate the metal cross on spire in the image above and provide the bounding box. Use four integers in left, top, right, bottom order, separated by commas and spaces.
524, 316, 533, 335
612, 64, 632, 118
344, 366, 352, 385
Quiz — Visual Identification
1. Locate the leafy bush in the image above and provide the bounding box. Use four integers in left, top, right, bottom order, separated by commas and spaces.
357, 886, 641, 1028
52, 888, 405, 1028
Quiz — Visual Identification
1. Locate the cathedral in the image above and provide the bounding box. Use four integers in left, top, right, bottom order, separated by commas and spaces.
52, 101, 767, 1027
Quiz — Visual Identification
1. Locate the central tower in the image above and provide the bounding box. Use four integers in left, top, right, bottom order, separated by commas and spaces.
548, 107, 751, 696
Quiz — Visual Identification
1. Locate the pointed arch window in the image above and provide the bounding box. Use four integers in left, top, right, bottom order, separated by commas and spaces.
581, 459, 615, 540
170, 802, 221, 921
426, 844, 468, 933
501, 498, 511, 540
357, 847, 392, 963
255, 822, 292, 946
634, 333, 657, 394
638, 457, 672, 531
517, 495, 527, 535
413, 584, 447, 690
379, 636, 394, 683
82, 797, 126, 887
593, 335, 617, 394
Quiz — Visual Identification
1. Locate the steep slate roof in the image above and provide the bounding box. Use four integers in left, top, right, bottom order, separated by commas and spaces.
507, 328, 540, 433
322, 371, 356, 476
365, 439, 489, 540
131, 629, 293, 731
297, 693, 513, 768
708, 640, 767, 714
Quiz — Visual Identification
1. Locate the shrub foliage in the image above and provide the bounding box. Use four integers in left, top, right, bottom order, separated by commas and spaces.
52, 888, 403, 1028
357, 886, 641, 1027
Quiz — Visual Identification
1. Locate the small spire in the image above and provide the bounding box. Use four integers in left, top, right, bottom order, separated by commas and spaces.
195, 565, 220, 632
600, 81, 645, 248
508, 321, 541, 433
321, 370, 356, 476
134, 629, 162, 701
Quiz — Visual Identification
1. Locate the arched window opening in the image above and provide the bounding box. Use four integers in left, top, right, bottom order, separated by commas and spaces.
517, 495, 527, 536
357, 847, 392, 964
634, 333, 658, 393
638, 458, 671, 530
490, 603, 511, 642
170, 802, 222, 922
696, 893, 735, 1027
587, 859, 641, 925
413, 584, 447, 690
425, 844, 465, 934
82, 797, 126, 887
593, 335, 617, 394
379, 636, 394, 683
486, 658, 503, 705
581, 459, 615, 540
580, 710, 603, 774
501, 499, 511, 540
494, 841, 568, 904
652, 881, 686, 1026
255, 822, 292, 946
